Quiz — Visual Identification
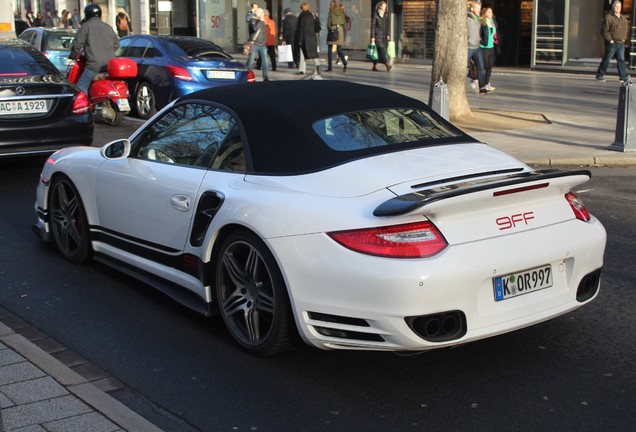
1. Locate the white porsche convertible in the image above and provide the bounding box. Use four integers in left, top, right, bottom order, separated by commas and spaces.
33, 81, 607, 355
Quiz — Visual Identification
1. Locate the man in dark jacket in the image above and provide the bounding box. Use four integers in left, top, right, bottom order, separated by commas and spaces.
70, 4, 119, 94
596, 0, 630, 82
281, 8, 298, 68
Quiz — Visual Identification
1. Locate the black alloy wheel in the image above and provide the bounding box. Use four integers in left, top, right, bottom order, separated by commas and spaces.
48, 176, 91, 263
215, 230, 295, 355
134, 82, 157, 120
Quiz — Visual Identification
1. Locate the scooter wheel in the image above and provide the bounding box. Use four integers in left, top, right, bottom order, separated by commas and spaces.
105, 101, 125, 126
110, 109, 125, 126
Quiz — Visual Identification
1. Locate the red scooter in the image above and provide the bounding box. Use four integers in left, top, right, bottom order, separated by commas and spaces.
67, 55, 137, 126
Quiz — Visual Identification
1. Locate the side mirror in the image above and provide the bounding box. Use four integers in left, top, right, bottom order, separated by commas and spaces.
100, 139, 131, 159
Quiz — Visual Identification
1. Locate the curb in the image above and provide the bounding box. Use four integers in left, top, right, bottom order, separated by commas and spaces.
524, 156, 636, 167
0, 322, 163, 432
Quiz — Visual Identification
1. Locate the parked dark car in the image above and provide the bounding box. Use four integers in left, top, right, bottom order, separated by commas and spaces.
18, 27, 77, 73
116, 35, 254, 119
0, 39, 93, 158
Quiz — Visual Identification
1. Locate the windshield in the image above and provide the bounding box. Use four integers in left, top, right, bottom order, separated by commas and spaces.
313, 108, 463, 151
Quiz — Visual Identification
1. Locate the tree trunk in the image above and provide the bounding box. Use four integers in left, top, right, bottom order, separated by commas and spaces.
429, 0, 472, 120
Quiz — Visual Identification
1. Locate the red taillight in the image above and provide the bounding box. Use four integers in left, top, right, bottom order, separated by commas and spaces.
328, 221, 448, 258
565, 192, 591, 222
247, 70, 256, 83
110, 80, 129, 96
72, 91, 90, 115
166, 65, 193, 81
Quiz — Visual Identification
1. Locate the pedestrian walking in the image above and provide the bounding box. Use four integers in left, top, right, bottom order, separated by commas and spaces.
295, 2, 321, 78
467, 1, 489, 94
43, 10, 54, 27
71, 9, 81, 28
61, 10, 73, 28
326, 1, 348, 73
51, 10, 61, 27
370, 0, 391, 71
25, 11, 35, 27
335, 3, 350, 65
480, 6, 500, 91
596, 0, 630, 82
260, 9, 277, 71
245, 8, 269, 81
116, 8, 132, 37
280, 8, 298, 69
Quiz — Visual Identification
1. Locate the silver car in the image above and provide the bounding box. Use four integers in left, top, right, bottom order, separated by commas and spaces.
18, 27, 76, 74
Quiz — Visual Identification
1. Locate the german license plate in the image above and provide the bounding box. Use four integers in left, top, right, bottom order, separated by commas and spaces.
206, 70, 235, 79
493, 264, 552, 301
0, 100, 47, 115
116, 98, 130, 112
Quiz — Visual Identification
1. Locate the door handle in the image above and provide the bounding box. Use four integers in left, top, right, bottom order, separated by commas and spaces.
170, 195, 191, 212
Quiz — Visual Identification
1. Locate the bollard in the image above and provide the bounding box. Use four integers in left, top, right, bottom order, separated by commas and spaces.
431, 80, 449, 120
609, 79, 636, 151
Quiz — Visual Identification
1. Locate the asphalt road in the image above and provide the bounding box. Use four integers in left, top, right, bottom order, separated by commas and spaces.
0, 138, 635, 431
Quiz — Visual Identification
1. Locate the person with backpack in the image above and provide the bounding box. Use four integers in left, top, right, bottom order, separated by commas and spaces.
116, 8, 132, 37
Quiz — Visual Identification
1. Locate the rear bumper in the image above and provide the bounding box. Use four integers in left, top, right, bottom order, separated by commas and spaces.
268, 217, 607, 351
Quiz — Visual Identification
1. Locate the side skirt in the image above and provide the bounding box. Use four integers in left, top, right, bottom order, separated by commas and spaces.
93, 252, 213, 317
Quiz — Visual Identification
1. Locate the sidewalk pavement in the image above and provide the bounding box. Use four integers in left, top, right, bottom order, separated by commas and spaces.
2, 55, 635, 432
0, 321, 163, 432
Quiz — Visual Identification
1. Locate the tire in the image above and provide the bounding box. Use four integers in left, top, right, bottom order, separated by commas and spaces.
134, 82, 157, 120
215, 230, 296, 355
105, 101, 125, 126
48, 176, 91, 263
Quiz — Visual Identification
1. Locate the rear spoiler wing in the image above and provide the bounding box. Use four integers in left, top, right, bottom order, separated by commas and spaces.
373, 169, 591, 217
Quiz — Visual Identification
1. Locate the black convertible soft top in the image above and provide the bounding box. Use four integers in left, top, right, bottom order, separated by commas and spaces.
180, 80, 475, 174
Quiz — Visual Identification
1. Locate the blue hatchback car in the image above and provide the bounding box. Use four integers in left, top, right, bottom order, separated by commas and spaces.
116, 35, 254, 119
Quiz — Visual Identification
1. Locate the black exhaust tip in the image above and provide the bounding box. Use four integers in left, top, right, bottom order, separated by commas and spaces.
406, 310, 467, 343
576, 268, 602, 302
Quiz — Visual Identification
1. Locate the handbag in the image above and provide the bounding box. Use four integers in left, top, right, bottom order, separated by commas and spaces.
387, 40, 396, 58
277, 44, 294, 63
243, 27, 261, 56
242, 41, 254, 56
366, 43, 378, 61
327, 26, 339, 42
314, 15, 321, 33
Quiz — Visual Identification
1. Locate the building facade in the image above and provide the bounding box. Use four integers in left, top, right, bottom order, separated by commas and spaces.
10, 0, 633, 69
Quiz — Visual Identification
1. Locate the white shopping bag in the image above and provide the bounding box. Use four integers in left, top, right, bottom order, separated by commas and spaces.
278, 45, 294, 63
